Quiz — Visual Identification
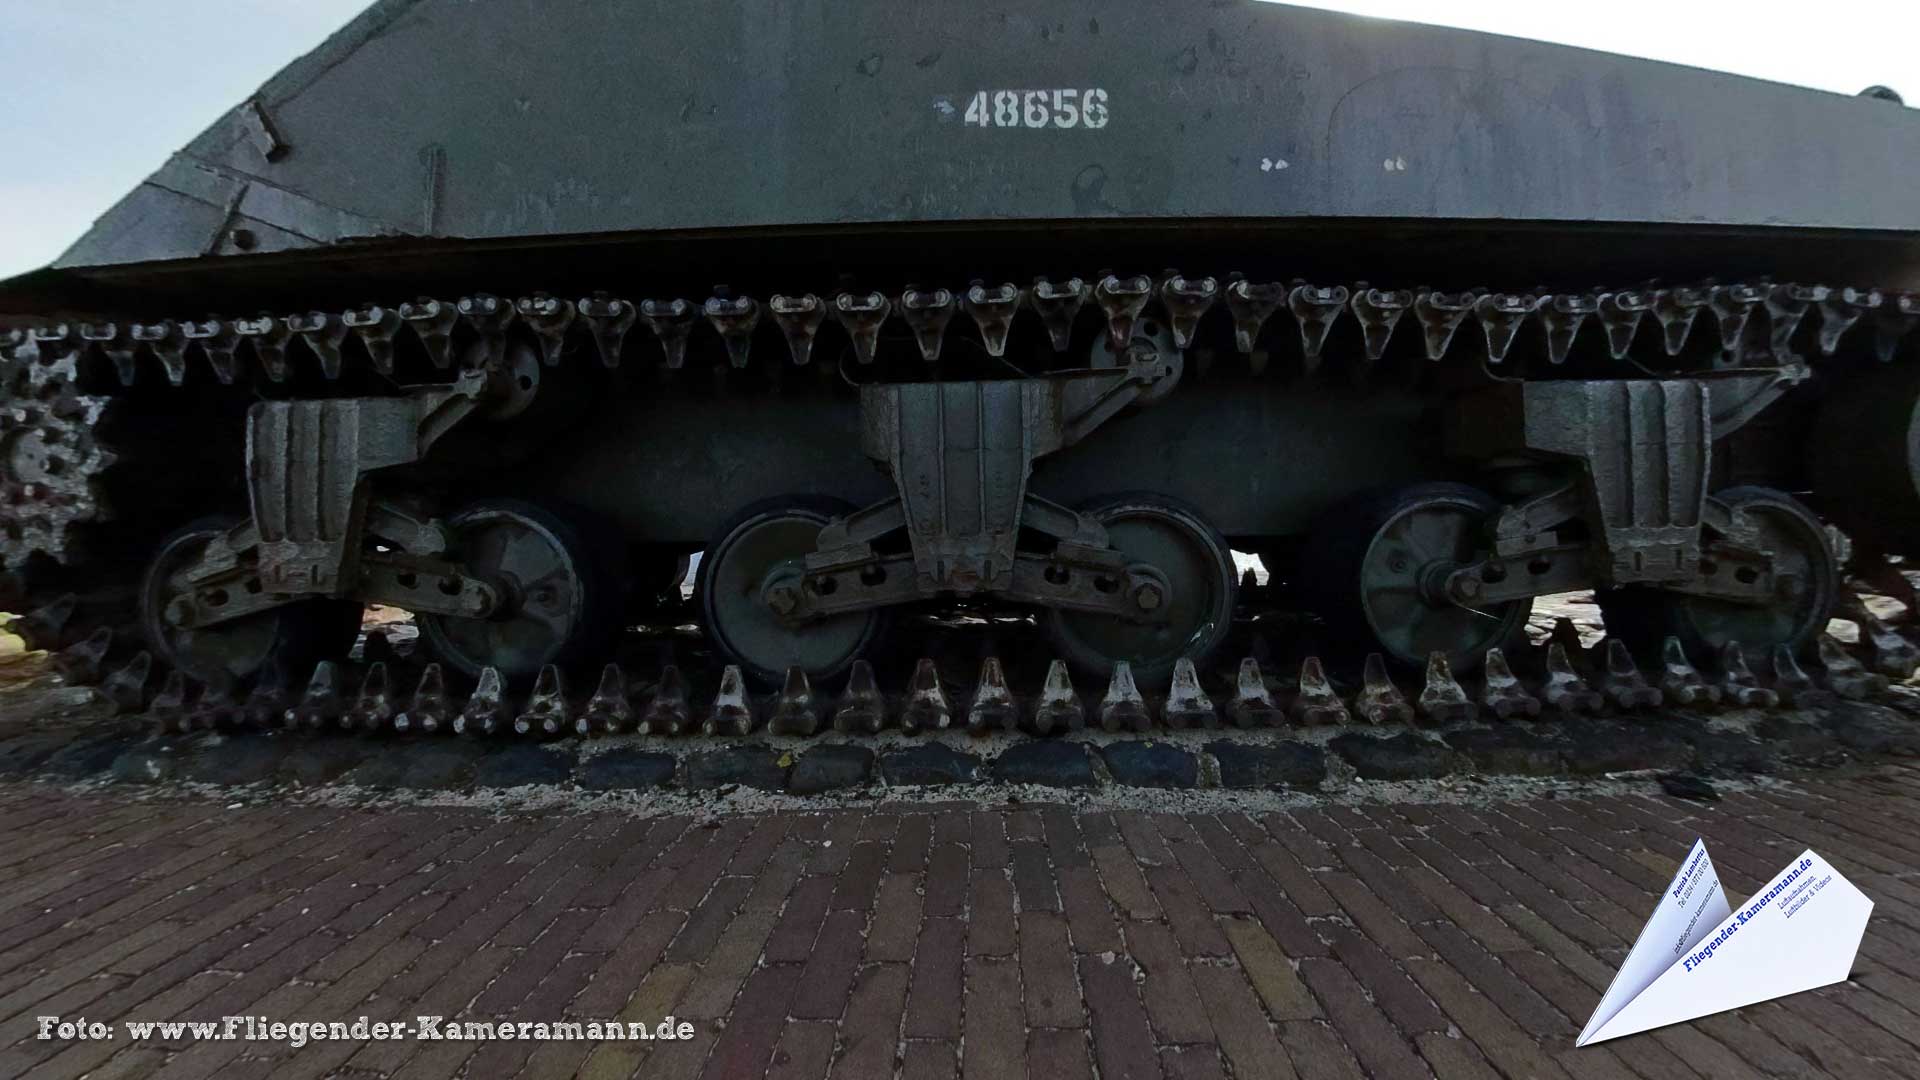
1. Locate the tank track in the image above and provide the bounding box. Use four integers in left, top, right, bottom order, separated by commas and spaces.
10, 608, 1920, 740
4, 274, 1920, 737
4, 276, 1915, 573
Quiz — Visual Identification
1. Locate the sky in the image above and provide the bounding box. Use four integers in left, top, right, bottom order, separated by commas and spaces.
0, 0, 1914, 281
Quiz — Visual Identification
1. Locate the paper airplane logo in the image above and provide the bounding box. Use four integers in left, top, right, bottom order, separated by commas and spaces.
1579, 840, 1872, 1045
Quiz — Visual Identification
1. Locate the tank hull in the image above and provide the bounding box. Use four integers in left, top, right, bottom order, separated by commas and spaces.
28, 0, 1920, 289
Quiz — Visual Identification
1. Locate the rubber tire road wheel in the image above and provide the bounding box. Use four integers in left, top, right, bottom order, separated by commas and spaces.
697, 495, 890, 689
417, 498, 624, 682
1043, 493, 1237, 687
140, 516, 361, 685
1595, 486, 1838, 661
1298, 481, 1532, 675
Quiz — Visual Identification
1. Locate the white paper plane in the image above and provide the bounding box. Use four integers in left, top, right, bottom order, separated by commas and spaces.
1579, 841, 1873, 1046
1578, 839, 1731, 1045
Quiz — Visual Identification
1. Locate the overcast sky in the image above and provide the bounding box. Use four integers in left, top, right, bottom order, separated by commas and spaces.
1, 0, 1913, 280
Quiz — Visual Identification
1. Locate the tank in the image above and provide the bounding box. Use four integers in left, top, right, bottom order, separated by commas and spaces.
2, 0, 1917, 737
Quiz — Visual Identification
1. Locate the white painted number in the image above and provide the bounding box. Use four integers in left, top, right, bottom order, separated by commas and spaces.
956, 88, 1108, 129
1023, 91, 1049, 128
993, 90, 1019, 128
1052, 89, 1079, 128
1082, 88, 1108, 128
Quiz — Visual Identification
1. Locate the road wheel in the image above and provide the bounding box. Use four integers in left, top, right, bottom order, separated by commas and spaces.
1043, 493, 1237, 686
1300, 482, 1531, 672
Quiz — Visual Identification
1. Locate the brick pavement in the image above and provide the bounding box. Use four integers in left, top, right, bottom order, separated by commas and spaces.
0, 767, 1918, 1078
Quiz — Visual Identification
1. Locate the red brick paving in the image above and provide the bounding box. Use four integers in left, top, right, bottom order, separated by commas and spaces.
0, 767, 1918, 1077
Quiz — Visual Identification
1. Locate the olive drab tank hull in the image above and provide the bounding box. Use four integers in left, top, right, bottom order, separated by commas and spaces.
3, 0, 1918, 740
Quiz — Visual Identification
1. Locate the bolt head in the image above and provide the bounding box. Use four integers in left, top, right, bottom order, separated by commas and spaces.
1136, 583, 1164, 611
1452, 576, 1483, 602
765, 585, 798, 616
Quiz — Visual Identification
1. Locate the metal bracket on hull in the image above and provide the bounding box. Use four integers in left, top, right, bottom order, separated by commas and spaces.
1452, 371, 1803, 581
760, 341, 1182, 624
1444, 370, 1806, 603
162, 372, 497, 632
244, 373, 485, 595
856, 342, 1177, 595
1523, 379, 1714, 584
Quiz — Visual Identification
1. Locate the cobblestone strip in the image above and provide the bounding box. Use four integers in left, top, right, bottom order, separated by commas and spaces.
4, 765, 1920, 1077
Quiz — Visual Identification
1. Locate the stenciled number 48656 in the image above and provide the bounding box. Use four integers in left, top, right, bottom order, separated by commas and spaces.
964, 89, 1109, 129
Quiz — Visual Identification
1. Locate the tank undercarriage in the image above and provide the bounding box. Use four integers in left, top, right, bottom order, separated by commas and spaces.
5, 265, 1920, 742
